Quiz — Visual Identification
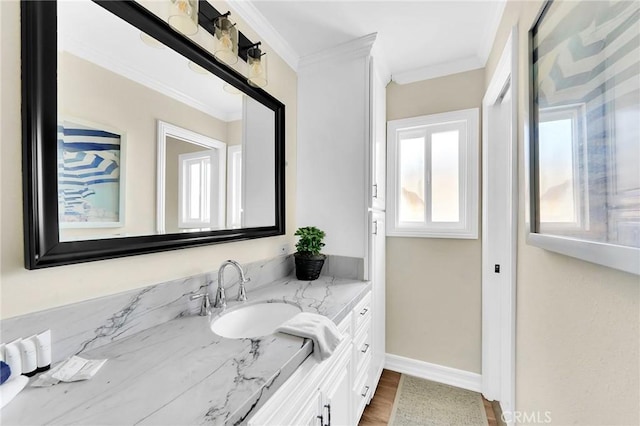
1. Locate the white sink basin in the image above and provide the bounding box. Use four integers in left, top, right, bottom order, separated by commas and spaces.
210, 301, 302, 339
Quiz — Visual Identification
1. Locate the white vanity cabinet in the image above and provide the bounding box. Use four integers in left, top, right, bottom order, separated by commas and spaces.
249, 291, 376, 426
249, 312, 353, 426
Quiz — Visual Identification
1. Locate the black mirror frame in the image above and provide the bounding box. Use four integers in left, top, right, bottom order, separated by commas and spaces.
21, 0, 285, 269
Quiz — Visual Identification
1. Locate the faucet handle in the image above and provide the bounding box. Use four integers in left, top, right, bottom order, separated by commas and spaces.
190, 293, 211, 316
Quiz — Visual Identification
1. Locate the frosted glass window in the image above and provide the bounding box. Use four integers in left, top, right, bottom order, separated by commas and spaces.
431, 131, 460, 222
387, 108, 479, 239
398, 136, 425, 223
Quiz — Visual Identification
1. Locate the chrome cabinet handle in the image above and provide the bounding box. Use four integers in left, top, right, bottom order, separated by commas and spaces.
361, 385, 370, 397
324, 404, 331, 426
361, 343, 370, 353
360, 307, 368, 316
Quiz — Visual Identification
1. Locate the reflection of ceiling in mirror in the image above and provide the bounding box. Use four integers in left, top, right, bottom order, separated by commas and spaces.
57, 0, 243, 122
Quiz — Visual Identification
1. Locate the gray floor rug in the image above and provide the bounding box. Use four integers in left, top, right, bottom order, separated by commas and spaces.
389, 375, 489, 426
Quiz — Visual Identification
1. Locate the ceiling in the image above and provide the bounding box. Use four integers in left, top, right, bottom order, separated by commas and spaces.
230, 0, 506, 84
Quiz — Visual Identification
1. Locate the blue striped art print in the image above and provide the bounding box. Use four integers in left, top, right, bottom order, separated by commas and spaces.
57, 121, 123, 226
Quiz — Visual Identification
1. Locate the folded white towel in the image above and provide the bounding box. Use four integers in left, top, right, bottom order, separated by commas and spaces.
276, 312, 343, 361
0, 375, 29, 409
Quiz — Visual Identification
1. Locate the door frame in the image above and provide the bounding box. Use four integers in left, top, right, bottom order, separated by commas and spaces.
481, 25, 518, 422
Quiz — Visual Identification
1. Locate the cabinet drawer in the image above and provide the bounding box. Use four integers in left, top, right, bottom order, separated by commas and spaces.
353, 319, 372, 377
353, 291, 372, 332
353, 367, 372, 421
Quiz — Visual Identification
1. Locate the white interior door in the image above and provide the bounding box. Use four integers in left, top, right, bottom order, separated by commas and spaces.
482, 27, 518, 422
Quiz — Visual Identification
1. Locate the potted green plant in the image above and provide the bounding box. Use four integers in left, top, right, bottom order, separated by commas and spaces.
294, 226, 326, 281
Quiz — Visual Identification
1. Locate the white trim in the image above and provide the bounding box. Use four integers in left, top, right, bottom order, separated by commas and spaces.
156, 120, 227, 234
392, 55, 484, 85
385, 353, 482, 393
527, 233, 640, 275
298, 33, 377, 69
481, 25, 517, 421
227, 0, 300, 72
226, 145, 243, 229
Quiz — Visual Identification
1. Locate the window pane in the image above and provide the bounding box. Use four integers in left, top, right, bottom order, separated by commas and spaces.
431, 131, 459, 222
538, 119, 576, 224
202, 160, 211, 222
189, 162, 200, 220
398, 136, 425, 223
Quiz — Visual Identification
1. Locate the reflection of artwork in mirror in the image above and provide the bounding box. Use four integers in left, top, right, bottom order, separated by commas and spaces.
530, 0, 640, 250
58, 119, 125, 229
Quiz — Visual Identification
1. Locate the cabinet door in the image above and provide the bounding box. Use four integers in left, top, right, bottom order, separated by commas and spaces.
370, 211, 386, 390
320, 348, 352, 426
370, 62, 387, 211
290, 392, 323, 426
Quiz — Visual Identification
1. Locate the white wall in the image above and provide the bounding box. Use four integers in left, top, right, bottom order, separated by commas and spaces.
385, 68, 485, 374
0, 0, 297, 319
485, 0, 639, 423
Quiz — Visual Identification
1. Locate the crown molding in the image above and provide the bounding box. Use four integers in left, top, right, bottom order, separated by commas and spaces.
298, 33, 378, 69
477, 0, 507, 63
371, 42, 392, 85
392, 55, 484, 85
227, 0, 300, 71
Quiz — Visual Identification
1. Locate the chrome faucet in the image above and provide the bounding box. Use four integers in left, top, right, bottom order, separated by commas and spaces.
214, 260, 250, 308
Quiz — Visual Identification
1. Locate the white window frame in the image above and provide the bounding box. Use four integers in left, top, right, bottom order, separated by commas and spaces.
386, 108, 479, 239
226, 145, 243, 229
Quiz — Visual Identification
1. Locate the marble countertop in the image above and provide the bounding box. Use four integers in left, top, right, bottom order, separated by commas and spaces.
1, 275, 370, 426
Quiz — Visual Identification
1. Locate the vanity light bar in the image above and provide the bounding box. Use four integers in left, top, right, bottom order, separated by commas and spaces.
197, 0, 255, 63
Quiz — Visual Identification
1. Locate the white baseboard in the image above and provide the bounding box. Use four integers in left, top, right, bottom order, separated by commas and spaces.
385, 353, 482, 393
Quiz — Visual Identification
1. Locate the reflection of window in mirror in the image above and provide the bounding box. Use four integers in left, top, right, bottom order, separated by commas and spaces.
531, 0, 640, 260
538, 105, 585, 232
178, 150, 217, 229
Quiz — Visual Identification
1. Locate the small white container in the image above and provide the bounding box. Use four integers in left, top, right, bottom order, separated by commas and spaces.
19, 336, 38, 376
35, 330, 52, 372
4, 339, 22, 380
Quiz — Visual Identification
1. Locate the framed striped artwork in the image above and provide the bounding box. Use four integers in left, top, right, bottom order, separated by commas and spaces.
57, 118, 126, 229
528, 0, 640, 274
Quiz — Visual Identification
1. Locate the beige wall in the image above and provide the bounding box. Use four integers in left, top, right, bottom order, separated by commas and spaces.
386, 68, 485, 374
484, 1, 639, 424
0, 0, 297, 319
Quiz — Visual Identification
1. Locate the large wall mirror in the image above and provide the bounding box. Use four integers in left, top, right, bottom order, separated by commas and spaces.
528, 0, 639, 275
22, 0, 285, 269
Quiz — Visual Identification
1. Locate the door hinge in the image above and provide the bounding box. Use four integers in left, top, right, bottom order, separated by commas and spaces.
372, 183, 378, 198
372, 220, 378, 235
